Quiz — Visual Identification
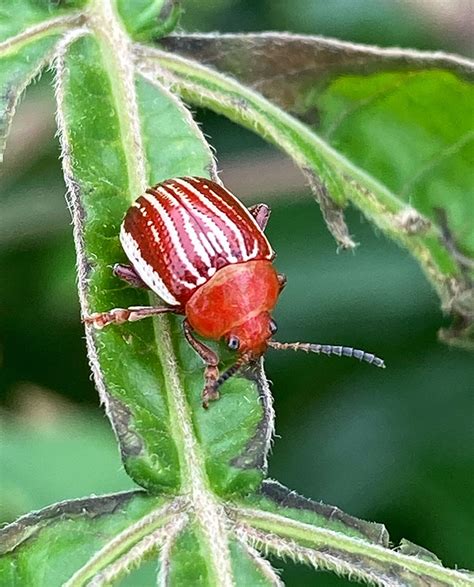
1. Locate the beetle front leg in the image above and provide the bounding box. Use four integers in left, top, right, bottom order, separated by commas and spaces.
113, 263, 147, 289
248, 203, 271, 231
84, 306, 180, 329
183, 319, 220, 408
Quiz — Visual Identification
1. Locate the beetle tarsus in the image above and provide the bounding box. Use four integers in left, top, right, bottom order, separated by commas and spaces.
202, 371, 220, 408
84, 306, 178, 329
84, 308, 132, 329
202, 389, 220, 409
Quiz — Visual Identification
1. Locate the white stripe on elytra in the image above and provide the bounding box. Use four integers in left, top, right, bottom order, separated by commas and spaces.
143, 192, 205, 284
217, 184, 275, 260
199, 229, 217, 258
162, 185, 223, 278
165, 182, 234, 260
136, 199, 198, 289
177, 179, 247, 255
207, 231, 223, 253
155, 185, 213, 271
170, 180, 240, 262
149, 224, 197, 290
172, 179, 243, 253
177, 177, 261, 262
138, 198, 199, 287
119, 226, 179, 306
207, 187, 253, 260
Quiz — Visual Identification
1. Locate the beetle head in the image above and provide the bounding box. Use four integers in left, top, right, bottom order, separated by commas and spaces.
211, 313, 276, 395
224, 311, 277, 358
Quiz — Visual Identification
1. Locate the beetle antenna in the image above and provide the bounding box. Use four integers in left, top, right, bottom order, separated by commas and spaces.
215, 354, 250, 390
268, 341, 385, 368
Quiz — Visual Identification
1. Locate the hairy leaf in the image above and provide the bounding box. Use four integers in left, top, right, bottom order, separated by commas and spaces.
158, 34, 474, 348
229, 540, 283, 586
56, 32, 271, 495
249, 480, 389, 545
159, 525, 282, 586
0, 491, 167, 585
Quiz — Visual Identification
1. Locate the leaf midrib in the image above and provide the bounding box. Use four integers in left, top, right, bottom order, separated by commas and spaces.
85, 2, 235, 585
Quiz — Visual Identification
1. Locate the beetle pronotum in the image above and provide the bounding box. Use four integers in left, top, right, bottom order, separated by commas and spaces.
85, 177, 384, 407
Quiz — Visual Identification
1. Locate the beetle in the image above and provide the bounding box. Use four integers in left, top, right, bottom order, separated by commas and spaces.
85, 177, 384, 407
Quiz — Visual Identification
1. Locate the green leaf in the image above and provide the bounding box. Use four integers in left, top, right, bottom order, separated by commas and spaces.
0, 491, 168, 586
248, 480, 389, 545
55, 31, 270, 495
49, 3, 277, 580
160, 525, 211, 585
154, 34, 474, 348
57, 34, 178, 492
229, 540, 283, 586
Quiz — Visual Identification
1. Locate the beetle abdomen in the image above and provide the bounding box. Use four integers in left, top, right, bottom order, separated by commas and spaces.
120, 177, 274, 306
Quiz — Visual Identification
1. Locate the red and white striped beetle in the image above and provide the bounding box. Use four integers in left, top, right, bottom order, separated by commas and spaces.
85, 177, 384, 407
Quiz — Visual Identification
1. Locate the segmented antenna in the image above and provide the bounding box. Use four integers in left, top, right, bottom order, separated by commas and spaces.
268, 341, 385, 368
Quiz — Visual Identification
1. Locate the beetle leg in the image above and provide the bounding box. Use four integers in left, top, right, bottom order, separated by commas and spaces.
248, 203, 271, 231
113, 263, 147, 289
277, 272, 287, 291
183, 319, 220, 408
84, 306, 180, 329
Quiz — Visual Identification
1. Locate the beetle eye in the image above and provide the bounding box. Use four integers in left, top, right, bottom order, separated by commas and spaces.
269, 319, 278, 335
227, 335, 240, 351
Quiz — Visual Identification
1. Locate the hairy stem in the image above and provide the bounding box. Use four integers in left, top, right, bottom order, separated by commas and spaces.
74, 2, 235, 585
230, 507, 474, 587
0, 13, 84, 57
136, 45, 464, 310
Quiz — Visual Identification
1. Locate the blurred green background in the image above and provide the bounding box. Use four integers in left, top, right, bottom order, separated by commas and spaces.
1, 1, 473, 585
